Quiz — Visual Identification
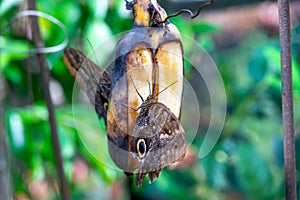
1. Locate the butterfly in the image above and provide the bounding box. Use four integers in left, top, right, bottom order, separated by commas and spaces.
63, 0, 186, 186
125, 79, 186, 186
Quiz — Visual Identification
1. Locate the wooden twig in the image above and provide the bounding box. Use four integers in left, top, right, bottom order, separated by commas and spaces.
27, 0, 70, 199
278, 0, 297, 199
0, 76, 12, 200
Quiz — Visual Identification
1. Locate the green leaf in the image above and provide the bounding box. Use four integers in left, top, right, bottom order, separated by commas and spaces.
235, 143, 276, 199
191, 22, 221, 34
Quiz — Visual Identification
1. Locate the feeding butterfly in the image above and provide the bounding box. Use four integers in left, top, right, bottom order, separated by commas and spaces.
63, 0, 214, 186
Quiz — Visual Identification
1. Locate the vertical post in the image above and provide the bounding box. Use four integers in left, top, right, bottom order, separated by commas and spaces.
0, 76, 12, 200
278, 0, 297, 199
27, 0, 70, 199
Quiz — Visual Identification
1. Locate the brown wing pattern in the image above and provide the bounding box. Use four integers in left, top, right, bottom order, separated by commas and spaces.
63, 48, 111, 121
130, 102, 186, 186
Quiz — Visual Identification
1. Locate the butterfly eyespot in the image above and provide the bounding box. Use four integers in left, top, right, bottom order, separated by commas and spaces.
137, 139, 147, 158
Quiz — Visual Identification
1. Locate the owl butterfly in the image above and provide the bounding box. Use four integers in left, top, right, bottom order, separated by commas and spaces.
63, 0, 215, 186
126, 79, 186, 186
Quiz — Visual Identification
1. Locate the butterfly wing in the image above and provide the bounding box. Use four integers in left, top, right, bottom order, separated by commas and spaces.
63, 48, 111, 121
130, 103, 187, 186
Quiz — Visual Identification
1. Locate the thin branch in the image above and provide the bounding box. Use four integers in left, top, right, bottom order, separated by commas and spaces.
0, 76, 12, 200
278, 0, 297, 199
27, 0, 70, 199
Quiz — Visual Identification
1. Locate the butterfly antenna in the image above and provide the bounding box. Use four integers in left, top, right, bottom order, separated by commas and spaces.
120, 102, 140, 111
87, 38, 100, 67
146, 80, 151, 95
130, 75, 144, 102
156, 81, 178, 97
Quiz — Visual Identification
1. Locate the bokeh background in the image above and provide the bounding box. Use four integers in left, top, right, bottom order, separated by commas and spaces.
1, 0, 300, 199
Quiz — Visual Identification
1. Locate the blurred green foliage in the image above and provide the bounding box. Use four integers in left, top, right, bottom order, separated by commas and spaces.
1, 0, 300, 199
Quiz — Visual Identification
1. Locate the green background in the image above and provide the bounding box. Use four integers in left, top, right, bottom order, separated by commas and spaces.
1, 0, 299, 199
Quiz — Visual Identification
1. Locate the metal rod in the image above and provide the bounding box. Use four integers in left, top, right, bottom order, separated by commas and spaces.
278, 0, 297, 199
27, 0, 70, 199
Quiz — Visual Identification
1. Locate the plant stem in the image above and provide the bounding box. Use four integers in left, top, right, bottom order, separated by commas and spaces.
27, 0, 70, 199
0, 76, 12, 200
